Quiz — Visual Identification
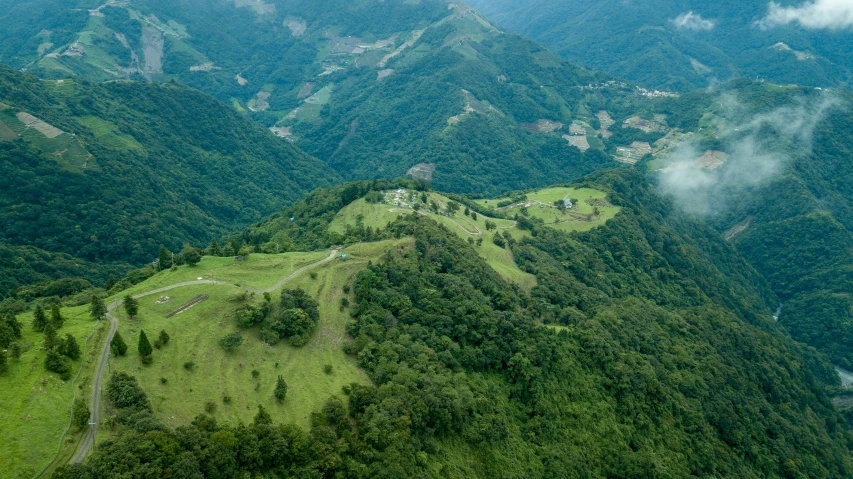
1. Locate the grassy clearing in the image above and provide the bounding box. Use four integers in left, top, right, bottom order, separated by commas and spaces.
101, 242, 407, 434
122, 251, 330, 295
330, 192, 536, 288
75, 116, 142, 151
0, 306, 107, 479
477, 187, 620, 234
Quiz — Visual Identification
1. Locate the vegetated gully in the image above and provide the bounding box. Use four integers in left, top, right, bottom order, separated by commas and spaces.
69, 249, 340, 464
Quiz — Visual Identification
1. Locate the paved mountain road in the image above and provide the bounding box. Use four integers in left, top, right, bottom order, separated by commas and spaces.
68, 249, 339, 464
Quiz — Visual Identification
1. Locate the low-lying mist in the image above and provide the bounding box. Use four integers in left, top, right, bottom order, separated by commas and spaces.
658, 92, 843, 216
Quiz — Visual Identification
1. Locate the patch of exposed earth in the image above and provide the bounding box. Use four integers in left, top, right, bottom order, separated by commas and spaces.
623, 115, 667, 133
522, 119, 563, 134
614, 141, 652, 164
269, 126, 292, 138
297, 82, 315, 99
233, 0, 275, 15
141, 26, 164, 74
407, 163, 436, 181
284, 18, 307, 37
378, 29, 425, 68
16, 112, 65, 138
247, 91, 271, 112
563, 134, 590, 151
377, 69, 394, 80
724, 216, 754, 242
235, 74, 249, 86
694, 150, 728, 170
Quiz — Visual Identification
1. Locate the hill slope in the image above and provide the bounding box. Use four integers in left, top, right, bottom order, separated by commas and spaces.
45, 172, 853, 478
468, 0, 853, 91
0, 66, 335, 297
0, 0, 660, 194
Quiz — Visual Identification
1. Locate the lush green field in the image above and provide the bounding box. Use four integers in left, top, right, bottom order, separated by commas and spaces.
121, 251, 330, 295
100, 241, 406, 434
477, 187, 621, 233
330, 191, 536, 288
0, 305, 107, 479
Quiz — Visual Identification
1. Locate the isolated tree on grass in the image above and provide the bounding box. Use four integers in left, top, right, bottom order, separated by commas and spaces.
181, 245, 202, 266
111, 332, 128, 356
90, 295, 106, 321
43, 323, 58, 350
50, 305, 64, 329
9, 342, 22, 361
32, 304, 48, 332
0, 350, 7, 375
61, 334, 81, 360
124, 295, 139, 319
220, 332, 243, 351
254, 405, 272, 426
158, 330, 170, 346
274, 375, 288, 402
138, 330, 153, 358
71, 399, 90, 431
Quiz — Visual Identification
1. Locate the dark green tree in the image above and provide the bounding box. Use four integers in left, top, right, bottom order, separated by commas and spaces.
219, 332, 243, 351
274, 375, 288, 402
61, 334, 81, 360
0, 349, 7, 375
207, 238, 221, 256
111, 331, 128, 357
4, 314, 22, 338
158, 330, 170, 346
32, 304, 48, 332
9, 342, 21, 361
181, 245, 202, 266
50, 305, 64, 329
124, 295, 139, 319
90, 295, 107, 321
43, 322, 58, 350
158, 246, 173, 270
71, 399, 90, 431
254, 404, 272, 426
138, 330, 153, 358
45, 349, 70, 379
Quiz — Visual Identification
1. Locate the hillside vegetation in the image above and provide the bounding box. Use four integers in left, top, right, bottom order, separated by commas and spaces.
46, 171, 853, 478
469, 0, 853, 91
0, 0, 662, 194
0, 66, 334, 298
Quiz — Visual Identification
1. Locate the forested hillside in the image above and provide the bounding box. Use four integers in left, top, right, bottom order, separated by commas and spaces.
53, 171, 853, 478
469, 0, 853, 91
0, 66, 334, 298
0, 0, 657, 194
626, 80, 853, 369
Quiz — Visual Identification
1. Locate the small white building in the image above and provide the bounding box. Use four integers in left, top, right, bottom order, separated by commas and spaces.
564, 199, 573, 209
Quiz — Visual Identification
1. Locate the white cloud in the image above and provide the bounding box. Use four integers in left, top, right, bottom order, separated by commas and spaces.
759, 0, 853, 30
671, 12, 717, 31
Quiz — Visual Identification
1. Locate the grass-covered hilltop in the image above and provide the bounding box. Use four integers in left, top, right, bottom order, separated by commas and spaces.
3, 173, 853, 478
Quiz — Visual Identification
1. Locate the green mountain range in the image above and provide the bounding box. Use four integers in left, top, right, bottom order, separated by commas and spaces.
0, 65, 334, 297
1, 1, 853, 477
468, 0, 853, 91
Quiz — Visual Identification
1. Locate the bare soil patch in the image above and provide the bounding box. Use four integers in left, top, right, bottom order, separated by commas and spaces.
407, 163, 436, 181
563, 134, 590, 151
16, 112, 64, 138
523, 119, 563, 134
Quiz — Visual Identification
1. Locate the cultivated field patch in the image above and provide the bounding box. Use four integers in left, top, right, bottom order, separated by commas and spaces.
522, 119, 563, 134
17, 112, 65, 138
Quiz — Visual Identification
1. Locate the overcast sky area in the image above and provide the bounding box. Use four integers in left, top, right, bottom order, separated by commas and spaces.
759, 0, 853, 29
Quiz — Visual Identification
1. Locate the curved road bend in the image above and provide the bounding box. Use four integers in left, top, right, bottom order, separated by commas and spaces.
70, 249, 339, 463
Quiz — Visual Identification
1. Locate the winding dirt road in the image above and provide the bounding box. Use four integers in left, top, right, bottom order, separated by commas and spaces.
69, 249, 339, 464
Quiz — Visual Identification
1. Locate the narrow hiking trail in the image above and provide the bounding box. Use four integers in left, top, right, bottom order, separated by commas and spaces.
68, 249, 339, 464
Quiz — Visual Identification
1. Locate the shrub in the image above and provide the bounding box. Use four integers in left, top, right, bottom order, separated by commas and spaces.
205, 401, 217, 413
274, 375, 288, 402
324, 364, 333, 374
184, 361, 195, 370
219, 332, 243, 351
160, 377, 168, 384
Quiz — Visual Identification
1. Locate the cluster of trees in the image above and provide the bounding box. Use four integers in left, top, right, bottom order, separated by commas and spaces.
231, 288, 321, 348
33, 304, 81, 380
54, 172, 853, 477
